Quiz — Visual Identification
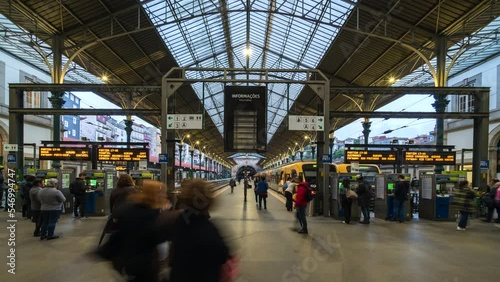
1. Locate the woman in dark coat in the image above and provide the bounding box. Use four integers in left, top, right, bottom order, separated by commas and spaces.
109, 174, 137, 214
169, 179, 231, 282
111, 180, 169, 282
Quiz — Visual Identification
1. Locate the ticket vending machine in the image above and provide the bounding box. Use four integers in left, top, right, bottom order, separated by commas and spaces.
82, 170, 115, 216
58, 169, 75, 214
419, 174, 461, 221
374, 174, 412, 221
130, 170, 154, 191
330, 173, 360, 220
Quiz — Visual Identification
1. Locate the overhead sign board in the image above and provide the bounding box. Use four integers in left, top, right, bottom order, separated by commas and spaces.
403, 151, 456, 165
345, 150, 397, 164
288, 115, 325, 131
97, 148, 149, 162
224, 86, 267, 152
3, 144, 18, 151
39, 147, 91, 161
166, 114, 203, 129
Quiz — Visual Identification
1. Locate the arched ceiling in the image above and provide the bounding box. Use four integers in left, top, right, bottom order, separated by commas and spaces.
0, 0, 499, 166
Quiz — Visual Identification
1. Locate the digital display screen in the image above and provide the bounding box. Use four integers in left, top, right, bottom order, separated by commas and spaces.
89, 179, 97, 187
387, 183, 395, 192
39, 147, 91, 161
98, 148, 148, 162
345, 150, 397, 164
404, 151, 456, 165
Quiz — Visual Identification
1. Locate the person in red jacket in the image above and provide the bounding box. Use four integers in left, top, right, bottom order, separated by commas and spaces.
295, 181, 309, 234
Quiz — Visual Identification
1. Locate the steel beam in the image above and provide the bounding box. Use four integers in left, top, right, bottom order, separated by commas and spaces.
329, 111, 488, 119
8, 83, 161, 92
9, 108, 160, 115
329, 86, 490, 95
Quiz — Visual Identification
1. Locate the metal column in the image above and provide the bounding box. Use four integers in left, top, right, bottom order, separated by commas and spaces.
433, 35, 450, 174
8, 88, 24, 177
473, 90, 489, 189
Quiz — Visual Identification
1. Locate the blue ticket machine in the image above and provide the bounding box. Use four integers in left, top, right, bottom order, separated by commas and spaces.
82, 170, 115, 216
419, 174, 461, 221
374, 174, 412, 221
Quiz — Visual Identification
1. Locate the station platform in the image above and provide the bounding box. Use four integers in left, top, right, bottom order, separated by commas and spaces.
0, 181, 499, 282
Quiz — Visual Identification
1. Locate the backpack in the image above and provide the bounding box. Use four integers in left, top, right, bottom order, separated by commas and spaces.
306, 186, 314, 202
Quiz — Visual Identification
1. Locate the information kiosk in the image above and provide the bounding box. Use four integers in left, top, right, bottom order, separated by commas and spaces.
81, 170, 115, 216
374, 174, 412, 221
329, 173, 360, 220
419, 174, 462, 221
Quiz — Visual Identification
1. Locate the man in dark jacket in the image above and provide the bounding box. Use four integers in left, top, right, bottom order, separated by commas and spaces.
70, 173, 88, 218
356, 176, 371, 224
483, 179, 500, 223
29, 179, 44, 237
393, 175, 409, 223
452, 180, 475, 231
20, 175, 36, 219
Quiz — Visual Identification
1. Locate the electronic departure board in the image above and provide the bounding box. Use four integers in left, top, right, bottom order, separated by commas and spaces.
39, 147, 91, 161
403, 151, 456, 165
98, 148, 148, 162
345, 150, 397, 164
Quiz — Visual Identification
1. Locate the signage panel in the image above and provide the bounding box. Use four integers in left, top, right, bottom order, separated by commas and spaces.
403, 151, 456, 165
224, 86, 267, 152
166, 114, 203, 129
3, 144, 18, 151
288, 115, 325, 131
98, 148, 149, 162
159, 153, 168, 163
344, 150, 397, 164
39, 147, 91, 161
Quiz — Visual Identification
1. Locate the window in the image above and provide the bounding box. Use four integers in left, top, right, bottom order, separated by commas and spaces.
73, 104, 77, 109
457, 95, 474, 112
73, 117, 77, 124
25, 91, 41, 108
64, 120, 69, 127
75, 98, 79, 105
63, 131, 68, 138
70, 95, 75, 101
72, 129, 76, 136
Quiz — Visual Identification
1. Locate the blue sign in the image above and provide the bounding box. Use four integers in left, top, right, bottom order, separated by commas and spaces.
7, 153, 16, 163
480, 160, 489, 169
322, 154, 332, 163
159, 153, 168, 163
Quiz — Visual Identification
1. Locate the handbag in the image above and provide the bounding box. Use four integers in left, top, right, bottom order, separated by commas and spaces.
347, 189, 358, 199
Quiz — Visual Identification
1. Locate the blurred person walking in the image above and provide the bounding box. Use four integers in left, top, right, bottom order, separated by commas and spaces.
169, 179, 233, 282
229, 178, 236, 193
393, 175, 409, 223
110, 180, 169, 282
20, 175, 36, 219
340, 178, 354, 224
452, 180, 476, 231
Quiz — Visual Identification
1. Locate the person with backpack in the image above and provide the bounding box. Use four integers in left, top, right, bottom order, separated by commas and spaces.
356, 176, 372, 224
256, 175, 269, 210
295, 181, 310, 234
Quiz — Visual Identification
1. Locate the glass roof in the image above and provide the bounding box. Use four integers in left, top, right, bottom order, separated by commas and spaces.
395, 17, 500, 87
144, 0, 356, 142
0, 14, 103, 84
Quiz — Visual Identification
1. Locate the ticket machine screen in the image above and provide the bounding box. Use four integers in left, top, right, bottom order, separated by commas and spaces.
387, 183, 395, 193
88, 179, 97, 189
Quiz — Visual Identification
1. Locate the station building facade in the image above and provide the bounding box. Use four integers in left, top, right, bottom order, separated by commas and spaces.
444, 54, 500, 180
